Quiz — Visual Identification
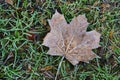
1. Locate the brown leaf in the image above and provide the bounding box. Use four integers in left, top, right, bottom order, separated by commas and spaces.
42, 11, 101, 65
40, 66, 53, 71
101, 3, 110, 13
27, 64, 32, 72
101, 3, 110, 8
109, 30, 113, 39
5, 0, 13, 5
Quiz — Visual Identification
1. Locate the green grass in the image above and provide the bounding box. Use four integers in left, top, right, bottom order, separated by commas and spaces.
0, 0, 120, 80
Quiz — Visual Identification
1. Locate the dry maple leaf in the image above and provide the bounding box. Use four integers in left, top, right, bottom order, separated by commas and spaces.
42, 11, 101, 65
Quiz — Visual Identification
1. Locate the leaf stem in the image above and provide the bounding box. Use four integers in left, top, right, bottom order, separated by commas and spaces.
55, 56, 64, 80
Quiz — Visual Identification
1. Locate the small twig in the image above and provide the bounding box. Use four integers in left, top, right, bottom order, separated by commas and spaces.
55, 56, 64, 80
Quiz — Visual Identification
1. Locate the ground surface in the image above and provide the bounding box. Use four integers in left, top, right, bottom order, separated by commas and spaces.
0, 0, 120, 80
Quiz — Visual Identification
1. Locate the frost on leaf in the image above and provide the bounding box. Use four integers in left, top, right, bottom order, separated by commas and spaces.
42, 11, 101, 65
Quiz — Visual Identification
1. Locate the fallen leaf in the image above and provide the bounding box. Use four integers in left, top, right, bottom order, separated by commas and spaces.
109, 30, 113, 39
101, 3, 110, 13
101, 3, 110, 8
5, 0, 13, 5
27, 64, 32, 72
42, 11, 101, 65
41, 66, 53, 71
